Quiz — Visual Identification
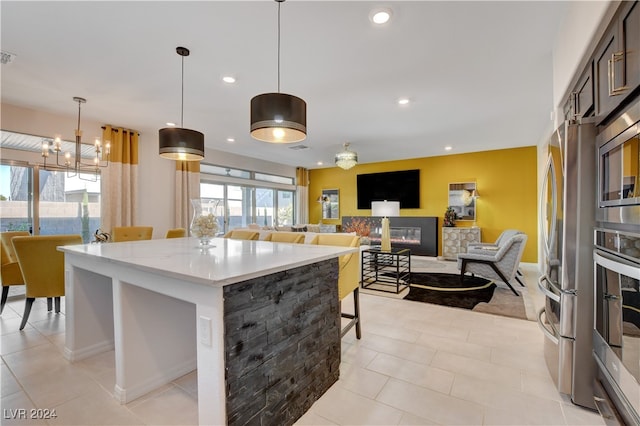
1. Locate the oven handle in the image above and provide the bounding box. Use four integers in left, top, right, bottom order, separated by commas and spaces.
594, 250, 640, 279
537, 274, 561, 302
537, 308, 559, 344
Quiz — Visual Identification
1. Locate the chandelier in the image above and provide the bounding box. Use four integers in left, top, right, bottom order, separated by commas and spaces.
41, 97, 110, 182
250, 0, 307, 143
335, 143, 358, 170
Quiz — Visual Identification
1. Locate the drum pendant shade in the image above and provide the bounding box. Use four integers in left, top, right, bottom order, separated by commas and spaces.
250, 0, 307, 144
159, 127, 205, 161
158, 46, 204, 161
250, 93, 307, 143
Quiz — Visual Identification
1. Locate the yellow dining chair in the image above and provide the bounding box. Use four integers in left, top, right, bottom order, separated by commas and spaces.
0, 231, 30, 314
12, 234, 83, 330
111, 226, 153, 242
223, 230, 260, 240
165, 228, 186, 238
308, 234, 362, 339
264, 232, 305, 244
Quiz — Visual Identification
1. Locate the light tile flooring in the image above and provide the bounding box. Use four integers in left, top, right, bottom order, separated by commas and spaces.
1, 258, 605, 425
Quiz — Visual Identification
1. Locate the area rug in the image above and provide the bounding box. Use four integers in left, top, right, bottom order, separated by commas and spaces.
403, 272, 528, 320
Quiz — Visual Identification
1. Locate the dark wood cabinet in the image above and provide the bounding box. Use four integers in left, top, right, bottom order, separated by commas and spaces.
564, 63, 594, 120
594, 1, 640, 123
622, 1, 640, 95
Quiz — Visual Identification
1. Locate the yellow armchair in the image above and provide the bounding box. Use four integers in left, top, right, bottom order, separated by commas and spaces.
165, 228, 186, 238
1, 231, 30, 314
308, 234, 361, 339
112, 226, 153, 242
12, 234, 83, 330
223, 230, 260, 240
264, 232, 305, 244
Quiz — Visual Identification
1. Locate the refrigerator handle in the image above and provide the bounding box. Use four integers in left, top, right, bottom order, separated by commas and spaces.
537, 308, 559, 344
538, 275, 561, 302
539, 155, 558, 259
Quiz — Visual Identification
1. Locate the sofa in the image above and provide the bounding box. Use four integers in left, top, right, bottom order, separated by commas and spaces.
237, 227, 355, 244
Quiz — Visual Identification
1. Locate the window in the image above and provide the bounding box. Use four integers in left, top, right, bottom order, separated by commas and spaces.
200, 168, 296, 232
256, 188, 274, 227
0, 163, 32, 233
0, 163, 101, 243
39, 169, 101, 240
277, 190, 294, 225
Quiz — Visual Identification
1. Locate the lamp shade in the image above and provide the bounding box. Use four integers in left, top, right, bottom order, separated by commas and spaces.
159, 127, 205, 161
250, 93, 307, 143
371, 201, 400, 217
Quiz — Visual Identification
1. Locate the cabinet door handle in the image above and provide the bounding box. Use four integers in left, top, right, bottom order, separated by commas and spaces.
608, 51, 627, 96
571, 92, 579, 119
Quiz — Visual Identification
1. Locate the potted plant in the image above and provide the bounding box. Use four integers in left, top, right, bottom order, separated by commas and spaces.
443, 206, 458, 227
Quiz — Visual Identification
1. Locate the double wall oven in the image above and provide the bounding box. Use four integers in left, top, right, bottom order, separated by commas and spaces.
593, 99, 640, 425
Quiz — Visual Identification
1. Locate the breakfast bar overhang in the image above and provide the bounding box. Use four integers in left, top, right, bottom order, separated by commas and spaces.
59, 237, 357, 425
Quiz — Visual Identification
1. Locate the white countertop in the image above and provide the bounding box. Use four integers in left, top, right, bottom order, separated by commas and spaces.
59, 237, 357, 287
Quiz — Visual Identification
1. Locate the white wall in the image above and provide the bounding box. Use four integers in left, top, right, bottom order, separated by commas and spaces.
536, 0, 615, 271
1, 102, 297, 238
551, 0, 615, 121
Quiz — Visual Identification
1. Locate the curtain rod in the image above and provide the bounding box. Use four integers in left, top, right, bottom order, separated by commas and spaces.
101, 125, 140, 136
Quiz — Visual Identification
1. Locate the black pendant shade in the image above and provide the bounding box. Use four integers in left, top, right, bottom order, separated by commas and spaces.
250, 93, 307, 143
159, 46, 204, 161
159, 127, 205, 161
250, 0, 307, 144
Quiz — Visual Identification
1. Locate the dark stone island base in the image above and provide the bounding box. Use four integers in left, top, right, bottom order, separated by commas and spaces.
223, 258, 341, 425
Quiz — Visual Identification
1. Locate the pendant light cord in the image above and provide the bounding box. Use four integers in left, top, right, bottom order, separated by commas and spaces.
181, 54, 185, 127
77, 99, 82, 131
277, 0, 281, 93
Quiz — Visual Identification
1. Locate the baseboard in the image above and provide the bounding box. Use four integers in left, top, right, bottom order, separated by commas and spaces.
113, 358, 197, 404
64, 340, 114, 362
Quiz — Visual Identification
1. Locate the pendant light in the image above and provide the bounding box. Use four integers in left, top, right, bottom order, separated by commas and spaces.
250, 0, 307, 143
335, 143, 358, 170
159, 46, 205, 161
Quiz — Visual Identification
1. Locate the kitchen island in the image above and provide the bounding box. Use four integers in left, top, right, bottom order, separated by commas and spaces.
59, 237, 357, 425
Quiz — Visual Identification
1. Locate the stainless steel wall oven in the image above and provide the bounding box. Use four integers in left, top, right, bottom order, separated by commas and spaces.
593, 229, 640, 425
593, 99, 640, 425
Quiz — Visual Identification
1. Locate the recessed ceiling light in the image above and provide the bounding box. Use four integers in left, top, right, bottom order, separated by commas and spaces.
166, 122, 176, 127
398, 98, 410, 105
445, 146, 452, 151
226, 138, 235, 143
222, 76, 236, 84
317, 161, 323, 166
370, 8, 392, 25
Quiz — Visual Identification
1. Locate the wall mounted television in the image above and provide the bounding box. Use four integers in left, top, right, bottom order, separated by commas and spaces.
356, 169, 420, 209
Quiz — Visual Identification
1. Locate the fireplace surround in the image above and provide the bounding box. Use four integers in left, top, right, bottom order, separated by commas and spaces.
342, 216, 438, 256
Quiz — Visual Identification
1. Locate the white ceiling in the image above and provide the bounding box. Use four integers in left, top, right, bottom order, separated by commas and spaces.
1, 1, 568, 169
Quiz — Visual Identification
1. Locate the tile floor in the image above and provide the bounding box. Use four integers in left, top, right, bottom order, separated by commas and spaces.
1, 258, 605, 425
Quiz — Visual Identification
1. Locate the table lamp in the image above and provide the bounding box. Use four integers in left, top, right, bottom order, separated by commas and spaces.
371, 200, 400, 251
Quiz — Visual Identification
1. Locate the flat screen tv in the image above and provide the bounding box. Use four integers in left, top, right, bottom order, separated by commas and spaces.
357, 169, 420, 209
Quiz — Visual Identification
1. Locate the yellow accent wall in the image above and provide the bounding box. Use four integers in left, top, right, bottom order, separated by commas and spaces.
309, 146, 538, 263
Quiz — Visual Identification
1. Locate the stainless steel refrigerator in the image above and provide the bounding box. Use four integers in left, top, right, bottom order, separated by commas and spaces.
537, 119, 597, 409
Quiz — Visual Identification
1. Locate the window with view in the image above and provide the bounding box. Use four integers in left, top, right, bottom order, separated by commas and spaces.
0, 164, 101, 243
